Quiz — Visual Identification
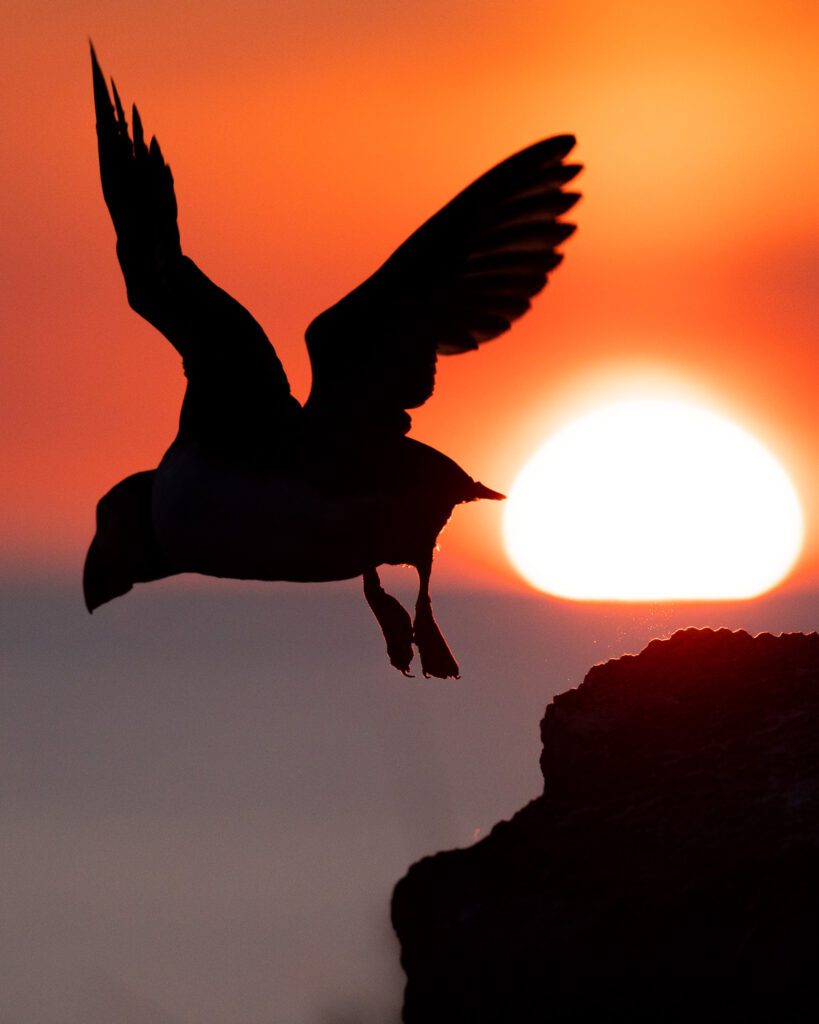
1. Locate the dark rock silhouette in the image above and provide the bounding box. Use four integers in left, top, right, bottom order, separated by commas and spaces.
85, 46, 581, 678
393, 628, 819, 1021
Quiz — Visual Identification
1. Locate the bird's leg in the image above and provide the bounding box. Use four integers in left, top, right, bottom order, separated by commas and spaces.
363, 568, 415, 676
413, 557, 460, 680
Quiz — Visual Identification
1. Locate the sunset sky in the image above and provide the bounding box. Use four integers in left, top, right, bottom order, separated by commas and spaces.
3, 4, 818, 1021
3, 0, 817, 591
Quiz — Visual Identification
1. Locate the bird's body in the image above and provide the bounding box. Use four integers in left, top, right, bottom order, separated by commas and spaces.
85, 46, 580, 677
151, 432, 479, 584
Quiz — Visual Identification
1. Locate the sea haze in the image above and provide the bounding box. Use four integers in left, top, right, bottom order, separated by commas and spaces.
2, 578, 817, 1023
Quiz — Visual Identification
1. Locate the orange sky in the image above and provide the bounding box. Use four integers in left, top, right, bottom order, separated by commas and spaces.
2, 0, 817, 593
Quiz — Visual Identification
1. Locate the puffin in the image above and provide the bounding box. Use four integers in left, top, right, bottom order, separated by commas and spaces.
85, 46, 581, 679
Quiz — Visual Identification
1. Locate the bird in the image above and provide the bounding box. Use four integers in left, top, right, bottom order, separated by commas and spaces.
84, 45, 581, 679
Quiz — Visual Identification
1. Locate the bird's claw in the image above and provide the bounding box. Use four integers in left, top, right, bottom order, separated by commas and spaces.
414, 610, 460, 680
365, 580, 415, 677
387, 645, 414, 677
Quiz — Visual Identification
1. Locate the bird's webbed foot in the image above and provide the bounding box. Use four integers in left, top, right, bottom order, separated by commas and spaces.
363, 569, 414, 676
413, 600, 460, 679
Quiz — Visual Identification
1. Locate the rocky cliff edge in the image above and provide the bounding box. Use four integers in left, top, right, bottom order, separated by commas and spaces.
393, 628, 819, 1022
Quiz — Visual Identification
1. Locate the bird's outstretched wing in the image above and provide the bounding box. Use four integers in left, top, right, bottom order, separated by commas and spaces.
91, 45, 294, 410
304, 135, 581, 433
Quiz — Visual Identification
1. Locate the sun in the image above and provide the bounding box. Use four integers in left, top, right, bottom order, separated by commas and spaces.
503, 399, 804, 601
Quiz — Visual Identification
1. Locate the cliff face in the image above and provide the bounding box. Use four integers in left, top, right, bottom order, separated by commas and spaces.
392, 629, 819, 1023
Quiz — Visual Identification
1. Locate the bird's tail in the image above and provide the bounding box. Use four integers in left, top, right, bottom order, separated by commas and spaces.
84, 470, 178, 612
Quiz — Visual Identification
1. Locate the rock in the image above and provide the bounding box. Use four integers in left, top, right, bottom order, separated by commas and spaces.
392, 629, 819, 1022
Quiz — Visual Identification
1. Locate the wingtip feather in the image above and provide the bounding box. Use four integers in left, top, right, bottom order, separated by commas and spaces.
90, 43, 113, 118
534, 133, 577, 163
110, 78, 127, 127
551, 132, 577, 151
132, 103, 145, 152
558, 190, 583, 212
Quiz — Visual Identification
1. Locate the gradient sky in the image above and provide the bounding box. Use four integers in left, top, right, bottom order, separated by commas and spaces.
3, 6, 818, 1021
3, 0, 817, 591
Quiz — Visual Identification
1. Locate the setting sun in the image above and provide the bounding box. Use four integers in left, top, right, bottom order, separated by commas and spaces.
503, 399, 804, 601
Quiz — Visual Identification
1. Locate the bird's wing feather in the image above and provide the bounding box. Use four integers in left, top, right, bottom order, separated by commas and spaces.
304, 135, 581, 432
91, 45, 294, 406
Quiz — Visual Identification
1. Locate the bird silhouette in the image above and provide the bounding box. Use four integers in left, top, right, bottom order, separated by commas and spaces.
84, 46, 581, 678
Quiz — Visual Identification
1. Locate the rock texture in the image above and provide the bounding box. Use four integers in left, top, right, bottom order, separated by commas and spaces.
392, 629, 819, 1022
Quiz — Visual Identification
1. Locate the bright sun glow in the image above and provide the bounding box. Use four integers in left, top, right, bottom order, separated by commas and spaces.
503, 399, 804, 601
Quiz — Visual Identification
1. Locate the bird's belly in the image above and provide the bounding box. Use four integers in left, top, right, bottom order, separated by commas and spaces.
152, 445, 403, 582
